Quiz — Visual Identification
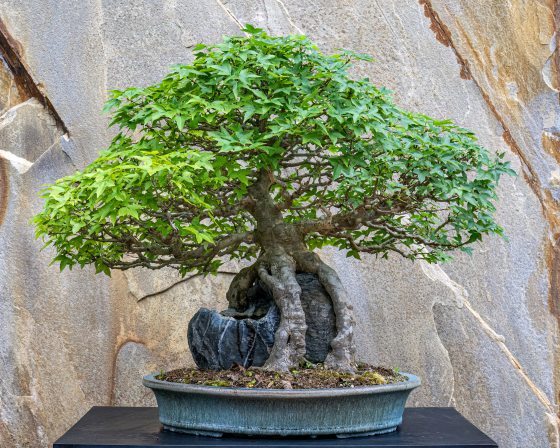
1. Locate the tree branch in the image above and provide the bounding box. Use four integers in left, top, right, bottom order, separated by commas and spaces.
137, 270, 238, 302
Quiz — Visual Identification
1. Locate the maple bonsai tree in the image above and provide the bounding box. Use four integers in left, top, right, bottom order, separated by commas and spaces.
34, 26, 513, 372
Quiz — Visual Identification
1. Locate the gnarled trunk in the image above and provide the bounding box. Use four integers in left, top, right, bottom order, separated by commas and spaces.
221, 169, 356, 371
294, 251, 355, 372
224, 248, 356, 372
256, 249, 307, 371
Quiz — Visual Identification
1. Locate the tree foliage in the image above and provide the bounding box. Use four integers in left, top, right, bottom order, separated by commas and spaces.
34, 25, 515, 276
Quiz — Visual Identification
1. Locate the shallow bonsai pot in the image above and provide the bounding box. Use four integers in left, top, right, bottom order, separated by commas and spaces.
143, 372, 420, 437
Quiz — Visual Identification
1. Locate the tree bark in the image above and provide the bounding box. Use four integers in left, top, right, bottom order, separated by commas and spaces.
220, 249, 356, 372
222, 264, 259, 317
294, 251, 355, 372
256, 249, 307, 371
218, 169, 356, 372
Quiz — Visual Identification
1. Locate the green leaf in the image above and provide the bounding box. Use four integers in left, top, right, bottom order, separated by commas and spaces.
242, 24, 264, 35
175, 115, 186, 130
32, 25, 514, 279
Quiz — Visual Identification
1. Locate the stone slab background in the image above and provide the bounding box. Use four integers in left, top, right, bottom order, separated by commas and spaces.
0, 1, 558, 447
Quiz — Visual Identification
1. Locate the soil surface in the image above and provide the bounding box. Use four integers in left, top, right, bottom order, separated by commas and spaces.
155, 362, 408, 389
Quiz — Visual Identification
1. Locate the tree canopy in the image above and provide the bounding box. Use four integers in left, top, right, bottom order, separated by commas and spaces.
34, 25, 514, 277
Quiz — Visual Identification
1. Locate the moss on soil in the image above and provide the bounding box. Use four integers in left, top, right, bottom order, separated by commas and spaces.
155, 362, 407, 389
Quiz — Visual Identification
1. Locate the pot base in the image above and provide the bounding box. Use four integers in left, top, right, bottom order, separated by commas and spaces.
336, 427, 398, 438
161, 425, 398, 438
144, 373, 420, 437
162, 425, 223, 437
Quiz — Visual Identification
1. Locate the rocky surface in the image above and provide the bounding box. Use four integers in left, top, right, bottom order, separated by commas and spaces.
0, 1, 558, 447
188, 273, 336, 369
0, 56, 22, 115
298, 273, 337, 363
188, 306, 280, 370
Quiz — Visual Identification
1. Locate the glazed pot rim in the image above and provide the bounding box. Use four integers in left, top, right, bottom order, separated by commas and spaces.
143, 372, 421, 398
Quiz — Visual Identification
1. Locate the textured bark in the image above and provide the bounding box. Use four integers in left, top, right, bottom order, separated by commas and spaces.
222, 264, 258, 317
217, 169, 358, 371
295, 251, 355, 372
221, 249, 355, 372
257, 249, 307, 371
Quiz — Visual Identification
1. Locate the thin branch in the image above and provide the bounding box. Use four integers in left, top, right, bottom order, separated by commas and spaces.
137, 270, 238, 302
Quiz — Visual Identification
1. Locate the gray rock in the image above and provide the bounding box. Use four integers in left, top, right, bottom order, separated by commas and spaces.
188, 305, 280, 370
0, 99, 61, 163
188, 273, 336, 369
112, 342, 158, 406
298, 273, 337, 363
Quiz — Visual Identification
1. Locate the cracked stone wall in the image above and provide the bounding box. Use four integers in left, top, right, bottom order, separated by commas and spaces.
0, 1, 558, 447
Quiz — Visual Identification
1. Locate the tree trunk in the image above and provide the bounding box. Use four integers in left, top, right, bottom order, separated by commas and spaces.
222, 264, 258, 317
294, 251, 355, 372
256, 249, 308, 371
220, 169, 356, 371
222, 249, 356, 372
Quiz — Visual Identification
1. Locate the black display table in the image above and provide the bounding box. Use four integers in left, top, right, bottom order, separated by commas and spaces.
53, 407, 497, 447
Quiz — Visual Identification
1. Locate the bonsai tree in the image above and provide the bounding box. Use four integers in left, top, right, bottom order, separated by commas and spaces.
34, 26, 514, 372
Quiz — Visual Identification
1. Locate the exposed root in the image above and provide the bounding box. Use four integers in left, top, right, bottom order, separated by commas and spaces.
216, 247, 357, 373
257, 250, 307, 371
295, 251, 356, 372
223, 264, 259, 316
